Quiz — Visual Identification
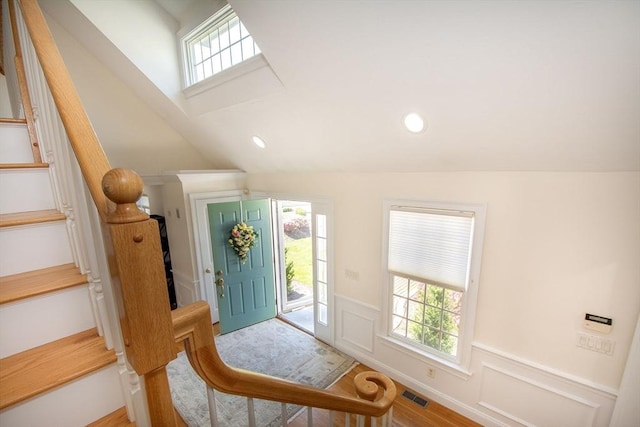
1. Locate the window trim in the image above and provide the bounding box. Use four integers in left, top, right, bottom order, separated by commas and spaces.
381, 199, 487, 372
179, 4, 261, 89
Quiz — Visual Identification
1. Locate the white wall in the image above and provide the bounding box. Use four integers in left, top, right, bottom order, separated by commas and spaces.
141, 184, 165, 216
247, 171, 640, 426
43, 10, 213, 176
1, 0, 20, 119
68, 0, 183, 104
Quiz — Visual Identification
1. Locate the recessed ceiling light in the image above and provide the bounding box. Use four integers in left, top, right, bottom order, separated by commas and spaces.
252, 136, 266, 148
403, 113, 425, 133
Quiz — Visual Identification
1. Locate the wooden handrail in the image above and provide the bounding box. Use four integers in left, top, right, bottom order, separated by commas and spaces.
173, 301, 397, 418
17, 0, 112, 219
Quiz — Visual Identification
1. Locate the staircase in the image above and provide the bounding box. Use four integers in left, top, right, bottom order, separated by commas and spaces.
0, 118, 126, 425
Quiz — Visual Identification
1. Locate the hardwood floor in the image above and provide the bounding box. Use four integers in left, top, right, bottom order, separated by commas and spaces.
212, 321, 480, 427
287, 363, 481, 427
104, 324, 480, 427
117, 321, 480, 426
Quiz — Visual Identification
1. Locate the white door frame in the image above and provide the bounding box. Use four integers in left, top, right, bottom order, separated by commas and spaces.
190, 190, 335, 344
268, 193, 335, 346
190, 190, 243, 323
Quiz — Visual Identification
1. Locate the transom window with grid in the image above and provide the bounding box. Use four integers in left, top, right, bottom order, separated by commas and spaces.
183, 5, 261, 86
385, 203, 485, 367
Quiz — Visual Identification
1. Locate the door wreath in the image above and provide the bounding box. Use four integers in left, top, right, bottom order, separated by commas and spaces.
228, 222, 258, 263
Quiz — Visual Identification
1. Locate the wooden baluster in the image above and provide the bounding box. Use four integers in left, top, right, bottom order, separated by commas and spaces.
102, 168, 177, 426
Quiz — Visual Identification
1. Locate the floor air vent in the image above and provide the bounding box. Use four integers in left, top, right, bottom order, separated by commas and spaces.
401, 390, 429, 408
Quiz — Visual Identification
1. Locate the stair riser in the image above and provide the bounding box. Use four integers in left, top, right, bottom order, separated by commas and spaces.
0, 285, 96, 358
0, 123, 33, 163
0, 169, 56, 214
0, 221, 73, 277
0, 364, 124, 426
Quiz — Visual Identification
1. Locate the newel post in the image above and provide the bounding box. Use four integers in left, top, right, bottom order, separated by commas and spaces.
102, 168, 177, 426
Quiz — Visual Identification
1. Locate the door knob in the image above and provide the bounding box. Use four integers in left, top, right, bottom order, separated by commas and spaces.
205, 268, 211, 273
216, 270, 223, 276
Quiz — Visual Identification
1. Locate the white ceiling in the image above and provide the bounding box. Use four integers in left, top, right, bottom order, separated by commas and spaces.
105, 1, 640, 173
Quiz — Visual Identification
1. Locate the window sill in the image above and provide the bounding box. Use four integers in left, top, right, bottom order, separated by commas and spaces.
181, 54, 283, 114
183, 54, 270, 98
377, 334, 473, 381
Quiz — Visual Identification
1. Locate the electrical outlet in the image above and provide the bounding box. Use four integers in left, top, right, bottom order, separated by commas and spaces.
426, 366, 436, 379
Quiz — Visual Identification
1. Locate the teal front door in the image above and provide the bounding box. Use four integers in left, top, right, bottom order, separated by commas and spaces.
207, 199, 276, 334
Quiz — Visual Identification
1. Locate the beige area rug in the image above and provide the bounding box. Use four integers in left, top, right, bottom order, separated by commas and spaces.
167, 318, 356, 427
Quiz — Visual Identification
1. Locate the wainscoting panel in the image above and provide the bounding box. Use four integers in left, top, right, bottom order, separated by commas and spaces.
336, 295, 378, 354
173, 270, 198, 308
479, 364, 598, 426
342, 311, 375, 353
333, 294, 618, 427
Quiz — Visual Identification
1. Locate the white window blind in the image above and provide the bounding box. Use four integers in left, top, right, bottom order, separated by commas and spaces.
388, 207, 474, 292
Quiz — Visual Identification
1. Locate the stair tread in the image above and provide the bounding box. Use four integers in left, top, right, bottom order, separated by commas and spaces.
87, 407, 136, 427
0, 118, 27, 124
0, 263, 87, 304
0, 209, 66, 228
0, 163, 49, 169
87, 407, 186, 427
0, 328, 116, 409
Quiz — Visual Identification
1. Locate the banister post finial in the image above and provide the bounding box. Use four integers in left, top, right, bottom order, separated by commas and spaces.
102, 168, 149, 224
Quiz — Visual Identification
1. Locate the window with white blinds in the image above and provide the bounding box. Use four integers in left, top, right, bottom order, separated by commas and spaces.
388, 207, 474, 292
384, 201, 485, 368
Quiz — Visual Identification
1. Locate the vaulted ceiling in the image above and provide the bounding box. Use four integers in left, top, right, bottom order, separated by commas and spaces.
44, 0, 640, 174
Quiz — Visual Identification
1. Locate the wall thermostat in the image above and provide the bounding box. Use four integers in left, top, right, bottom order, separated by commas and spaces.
584, 313, 612, 334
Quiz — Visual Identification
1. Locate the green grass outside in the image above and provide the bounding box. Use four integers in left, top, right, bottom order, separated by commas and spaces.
285, 237, 312, 287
